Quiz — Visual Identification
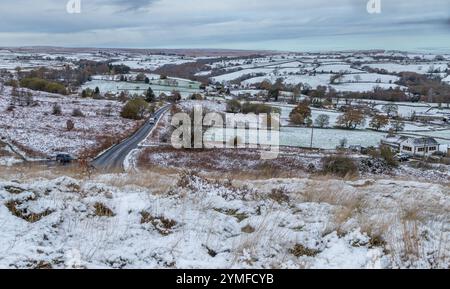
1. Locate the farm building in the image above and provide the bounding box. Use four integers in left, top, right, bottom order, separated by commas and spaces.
381, 135, 440, 157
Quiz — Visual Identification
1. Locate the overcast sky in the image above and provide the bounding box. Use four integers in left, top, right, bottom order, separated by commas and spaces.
0, 0, 449, 52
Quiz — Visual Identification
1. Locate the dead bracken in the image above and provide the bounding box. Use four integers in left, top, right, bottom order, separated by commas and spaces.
241, 224, 256, 234
5, 200, 53, 223
268, 188, 290, 204
214, 208, 248, 222
140, 211, 177, 236
289, 244, 320, 257
4, 186, 25, 195
93, 202, 115, 217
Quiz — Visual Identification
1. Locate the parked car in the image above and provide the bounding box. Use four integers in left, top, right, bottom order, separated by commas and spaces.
395, 153, 410, 162
56, 154, 74, 164
349, 145, 367, 153
432, 151, 447, 157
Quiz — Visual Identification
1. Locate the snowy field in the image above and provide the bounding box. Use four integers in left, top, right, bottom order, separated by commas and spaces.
366, 63, 449, 74
0, 87, 138, 158
81, 79, 201, 98
330, 82, 406, 93
209, 51, 450, 93
204, 127, 387, 149
111, 55, 196, 71
0, 171, 448, 269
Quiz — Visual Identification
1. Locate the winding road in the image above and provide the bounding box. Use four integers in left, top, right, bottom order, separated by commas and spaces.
92, 105, 169, 171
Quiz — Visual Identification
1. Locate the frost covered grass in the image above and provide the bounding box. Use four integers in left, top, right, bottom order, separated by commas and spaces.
0, 168, 448, 269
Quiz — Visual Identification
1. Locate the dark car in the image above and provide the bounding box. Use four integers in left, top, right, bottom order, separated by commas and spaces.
56, 154, 74, 164
395, 153, 410, 162
432, 151, 447, 157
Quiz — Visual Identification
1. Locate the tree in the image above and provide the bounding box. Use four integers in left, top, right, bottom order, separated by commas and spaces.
66, 120, 75, 131
94, 86, 100, 95
102, 104, 114, 117
268, 78, 284, 101
169, 90, 182, 103
311, 85, 327, 99
290, 113, 305, 125
390, 119, 405, 132
330, 73, 344, 84
145, 87, 156, 103
289, 101, 311, 125
315, 114, 330, 128
136, 73, 146, 82
382, 104, 398, 118
52, 104, 62, 116
336, 108, 365, 129
369, 114, 389, 131
292, 84, 302, 103
380, 145, 398, 167
338, 138, 348, 149
72, 108, 84, 117
120, 98, 148, 120
118, 91, 129, 103
226, 99, 241, 113
259, 80, 272, 91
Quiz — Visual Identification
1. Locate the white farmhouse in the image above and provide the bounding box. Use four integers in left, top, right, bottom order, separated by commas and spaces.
381, 135, 440, 157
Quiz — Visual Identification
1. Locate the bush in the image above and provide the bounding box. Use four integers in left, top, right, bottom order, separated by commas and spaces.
241, 102, 278, 114
289, 101, 311, 125
19, 77, 67, 95
71, 108, 84, 117
290, 113, 304, 125
120, 98, 148, 120
189, 93, 203, 100
226, 99, 241, 113
315, 114, 330, 128
52, 104, 62, 115
66, 120, 75, 131
322, 155, 358, 177
380, 145, 398, 167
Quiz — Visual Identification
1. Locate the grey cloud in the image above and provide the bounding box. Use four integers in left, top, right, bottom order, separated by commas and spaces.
0, 0, 449, 51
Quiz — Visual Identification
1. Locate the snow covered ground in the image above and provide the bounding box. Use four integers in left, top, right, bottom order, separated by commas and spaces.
0, 170, 448, 269
208, 51, 449, 94
111, 55, 196, 71
81, 79, 202, 98
0, 87, 138, 158
366, 63, 449, 74
330, 82, 406, 93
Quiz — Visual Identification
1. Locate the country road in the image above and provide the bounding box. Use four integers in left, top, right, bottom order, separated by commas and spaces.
92, 105, 169, 171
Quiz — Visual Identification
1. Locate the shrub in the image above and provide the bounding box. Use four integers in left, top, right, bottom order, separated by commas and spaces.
290, 113, 304, 125
336, 108, 366, 129
19, 77, 67, 95
93, 202, 115, 217
52, 104, 62, 115
315, 114, 330, 128
241, 102, 278, 114
66, 120, 75, 131
322, 155, 358, 177
120, 97, 148, 120
290, 244, 320, 257
289, 101, 311, 125
380, 145, 398, 167
226, 99, 241, 113
71, 108, 84, 117
189, 93, 203, 100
